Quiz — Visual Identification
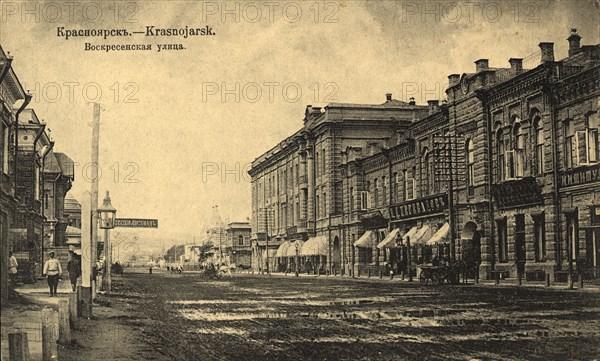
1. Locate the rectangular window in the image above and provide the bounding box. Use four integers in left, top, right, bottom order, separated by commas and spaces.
534, 214, 546, 261
576, 130, 588, 165
0, 121, 5, 173
322, 147, 326, 174
360, 191, 371, 210
323, 192, 327, 216
350, 187, 354, 213
382, 176, 387, 206
315, 152, 319, 177
316, 195, 320, 219
406, 178, 415, 200
589, 128, 599, 163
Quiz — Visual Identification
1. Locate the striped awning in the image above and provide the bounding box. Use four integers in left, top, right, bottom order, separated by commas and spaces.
377, 228, 401, 249
354, 230, 376, 248
411, 226, 431, 245
300, 236, 328, 256
275, 241, 291, 258
427, 223, 450, 245
286, 240, 304, 257
402, 227, 418, 242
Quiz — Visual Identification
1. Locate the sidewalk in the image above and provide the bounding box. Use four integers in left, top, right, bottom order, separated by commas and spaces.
258, 271, 600, 292
0, 278, 73, 360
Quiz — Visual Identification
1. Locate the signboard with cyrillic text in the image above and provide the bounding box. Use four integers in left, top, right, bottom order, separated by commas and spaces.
114, 218, 158, 228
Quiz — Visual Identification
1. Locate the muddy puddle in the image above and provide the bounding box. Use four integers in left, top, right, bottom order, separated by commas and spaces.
177, 308, 462, 322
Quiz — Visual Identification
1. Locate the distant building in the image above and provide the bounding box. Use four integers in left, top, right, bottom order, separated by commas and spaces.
225, 221, 252, 268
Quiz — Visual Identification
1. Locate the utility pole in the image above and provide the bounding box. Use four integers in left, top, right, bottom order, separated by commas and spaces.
264, 208, 270, 274
91, 103, 100, 297
80, 191, 93, 318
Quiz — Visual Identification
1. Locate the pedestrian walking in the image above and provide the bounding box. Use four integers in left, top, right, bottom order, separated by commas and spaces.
43, 251, 62, 297
67, 250, 81, 292
8, 251, 18, 285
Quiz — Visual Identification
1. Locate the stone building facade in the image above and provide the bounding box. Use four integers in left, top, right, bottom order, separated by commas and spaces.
249, 98, 428, 273
249, 30, 600, 281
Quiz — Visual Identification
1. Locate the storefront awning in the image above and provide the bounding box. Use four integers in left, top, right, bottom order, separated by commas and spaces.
286, 240, 304, 257
410, 226, 431, 245
427, 223, 450, 245
377, 228, 401, 249
354, 230, 376, 248
300, 236, 328, 256
275, 241, 291, 258
402, 227, 418, 242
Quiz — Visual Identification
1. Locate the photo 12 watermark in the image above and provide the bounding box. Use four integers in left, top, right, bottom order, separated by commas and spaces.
201, 81, 339, 104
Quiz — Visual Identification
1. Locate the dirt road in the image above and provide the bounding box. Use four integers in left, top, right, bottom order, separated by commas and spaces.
60, 269, 600, 361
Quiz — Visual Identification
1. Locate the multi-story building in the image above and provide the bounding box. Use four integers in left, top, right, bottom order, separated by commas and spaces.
10, 108, 51, 268
225, 221, 252, 268
249, 98, 428, 273
0, 46, 77, 294
250, 30, 600, 282
0, 46, 29, 301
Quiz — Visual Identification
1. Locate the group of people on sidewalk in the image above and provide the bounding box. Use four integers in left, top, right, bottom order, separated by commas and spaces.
8, 250, 82, 297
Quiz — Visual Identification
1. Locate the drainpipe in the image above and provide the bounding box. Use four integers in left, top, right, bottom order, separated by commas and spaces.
543, 78, 562, 274
476, 89, 496, 274
39, 140, 54, 274
13, 94, 32, 194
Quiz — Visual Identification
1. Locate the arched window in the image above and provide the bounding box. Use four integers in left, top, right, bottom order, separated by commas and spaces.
512, 119, 524, 178
534, 116, 545, 175
466, 139, 475, 186
496, 128, 505, 181
374, 178, 379, 207
421, 149, 430, 196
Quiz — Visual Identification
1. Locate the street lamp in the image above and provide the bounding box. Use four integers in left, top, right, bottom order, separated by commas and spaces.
98, 191, 117, 292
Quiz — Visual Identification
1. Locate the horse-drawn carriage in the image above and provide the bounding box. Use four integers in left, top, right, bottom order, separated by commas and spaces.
418, 261, 468, 285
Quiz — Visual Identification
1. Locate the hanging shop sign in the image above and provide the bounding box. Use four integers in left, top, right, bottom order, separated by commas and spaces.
560, 163, 600, 188
360, 210, 388, 229
491, 177, 543, 209
592, 206, 600, 226
388, 193, 448, 221
114, 218, 158, 228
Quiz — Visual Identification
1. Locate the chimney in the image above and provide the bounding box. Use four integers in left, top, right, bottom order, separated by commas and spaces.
568, 28, 582, 57
448, 74, 460, 87
408, 97, 416, 106
386, 93, 392, 102
539, 42, 554, 63
508, 58, 523, 72
475, 59, 489, 72
427, 100, 439, 115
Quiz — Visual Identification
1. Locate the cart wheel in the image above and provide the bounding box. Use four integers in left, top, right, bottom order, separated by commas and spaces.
419, 271, 428, 285
432, 273, 443, 286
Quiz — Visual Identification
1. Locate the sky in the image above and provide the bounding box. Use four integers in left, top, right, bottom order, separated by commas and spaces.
1, 0, 598, 248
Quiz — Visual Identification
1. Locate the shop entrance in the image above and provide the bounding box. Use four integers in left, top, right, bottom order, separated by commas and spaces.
332, 236, 341, 272
585, 229, 600, 278
515, 214, 526, 275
